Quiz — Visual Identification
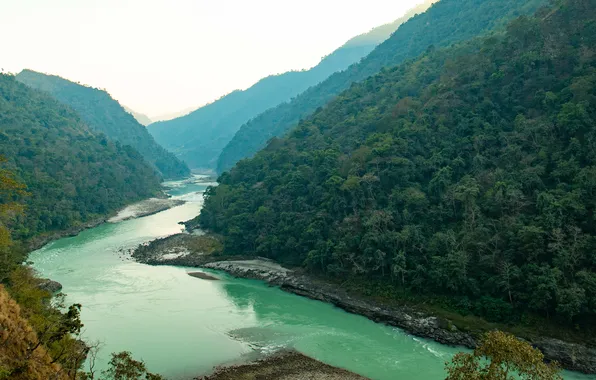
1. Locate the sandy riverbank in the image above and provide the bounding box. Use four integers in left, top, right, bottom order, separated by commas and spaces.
108, 198, 186, 223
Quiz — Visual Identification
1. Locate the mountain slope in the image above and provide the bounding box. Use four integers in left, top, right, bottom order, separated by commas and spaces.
0, 285, 70, 380
123, 105, 152, 126
15, 70, 189, 179
0, 74, 162, 241
147, 1, 435, 170
198, 0, 596, 330
217, 0, 548, 173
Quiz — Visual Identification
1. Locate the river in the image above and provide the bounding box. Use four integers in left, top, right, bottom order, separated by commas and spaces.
29, 177, 593, 379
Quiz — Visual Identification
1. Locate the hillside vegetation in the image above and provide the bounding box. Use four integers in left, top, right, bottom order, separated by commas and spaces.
0, 74, 162, 244
16, 70, 189, 179
147, 1, 435, 170
216, 0, 548, 173
0, 284, 71, 380
199, 0, 596, 333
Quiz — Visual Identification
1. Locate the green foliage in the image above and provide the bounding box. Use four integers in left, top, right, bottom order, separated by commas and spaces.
0, 366, 10, 380
0, 74, 162, 241
217, 0, 548, 173
5, 267, 87, 378
446, 331, 562, 379
98, 352, 164, 380
0, 156, 26, 280
147, 8, 431, 171
199, 0, 596, 330
15, 70, 189, 179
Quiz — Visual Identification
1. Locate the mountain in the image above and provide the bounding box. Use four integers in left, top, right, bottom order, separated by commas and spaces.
198, 0, 596, 330
123, 105, 152, 126
0, 73, 162, 241
15, 70, 190, 179
216, 0, 548, 173
147, 2, 435, 170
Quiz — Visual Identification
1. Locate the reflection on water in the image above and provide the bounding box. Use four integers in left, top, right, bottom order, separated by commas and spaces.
216, 277, 462, 379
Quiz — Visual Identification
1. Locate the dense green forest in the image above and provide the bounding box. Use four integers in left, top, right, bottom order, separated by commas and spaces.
147, 1, 434, 170
0, 74, 162, 244
198, 0, 596, 330
216, 0, 548, 173
0, 149, 161, 379
15, 70, 189, 179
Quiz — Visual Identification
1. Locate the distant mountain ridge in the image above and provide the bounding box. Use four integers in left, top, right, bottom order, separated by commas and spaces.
216, 0, 547, 173
15, 70, 190, 179
123, 105, 152, 126
146, 3, 435, 169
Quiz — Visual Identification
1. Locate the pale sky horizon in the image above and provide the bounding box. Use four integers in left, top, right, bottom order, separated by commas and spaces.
2, 0, 425, 119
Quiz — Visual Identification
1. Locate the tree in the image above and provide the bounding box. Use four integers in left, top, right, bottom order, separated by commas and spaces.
445, 331, 562, 379
0, 157, 25, 245
99, 352, 164, 380
0, 156, 26, 281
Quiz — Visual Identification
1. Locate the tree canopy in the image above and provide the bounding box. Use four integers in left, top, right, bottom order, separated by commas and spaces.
15, 70, 189, 179
446, 331, 561, 379
0, 74, 162, 242
199, 0, 596, 331
216, 0, 548, 174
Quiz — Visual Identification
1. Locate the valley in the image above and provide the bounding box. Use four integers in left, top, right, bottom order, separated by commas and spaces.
28, 178, 464, 380
26, 177, 595, 379
2, 0, 596, 378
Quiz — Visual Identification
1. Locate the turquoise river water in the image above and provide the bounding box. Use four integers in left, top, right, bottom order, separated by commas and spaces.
29, 177, 593, 379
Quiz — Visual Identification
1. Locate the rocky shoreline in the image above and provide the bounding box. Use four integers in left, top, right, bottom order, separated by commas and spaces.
203, 260, 476, 345
133, 235, 596, 374
26, 216, 108, 251
200, 260, 596, 374
196, 350, 367, 380
131, 233, 224, 265
129, 225, 596, 375
38, 278, 63, 293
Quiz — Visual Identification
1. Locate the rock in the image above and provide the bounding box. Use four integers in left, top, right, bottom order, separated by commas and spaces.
203, 259, 291, 283
132, 234, 223, 266
38, 279, 62, 293
188, 272, 220, 280
197, 350, 367, 380
533, 337, 596, 373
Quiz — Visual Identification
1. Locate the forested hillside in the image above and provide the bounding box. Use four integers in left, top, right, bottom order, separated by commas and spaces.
0, 74, 162, 242
147, 0, 435, 170
199, 0, 596, 330
217, 0, 548, 173
15, 70, 189, 179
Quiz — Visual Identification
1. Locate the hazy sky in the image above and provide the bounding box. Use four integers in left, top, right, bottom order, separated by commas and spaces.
2, 0, 424, 118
